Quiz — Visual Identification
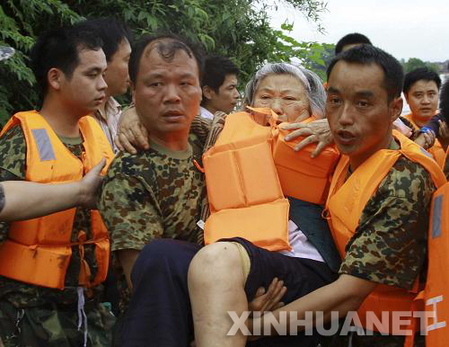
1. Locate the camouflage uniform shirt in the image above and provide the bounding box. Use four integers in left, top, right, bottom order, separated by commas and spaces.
0, 125, 104, 307
98, 130, 205, 312
339, 154, 435, 290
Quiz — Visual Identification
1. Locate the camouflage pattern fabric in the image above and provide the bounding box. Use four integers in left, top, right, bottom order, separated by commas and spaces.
0, 300, 114, 347
0, 124, 113, 344
339, 155, 435, 289
98, 120, 207, 313
0, 184, 4, 214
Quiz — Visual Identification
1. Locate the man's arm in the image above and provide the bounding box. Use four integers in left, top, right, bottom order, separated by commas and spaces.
0, 158, 105, 222
118, 249, 141, 290
98, 159, 164, 290
256, 159, 435, 334
253, 274, 376, 334
115, 107, 214, 154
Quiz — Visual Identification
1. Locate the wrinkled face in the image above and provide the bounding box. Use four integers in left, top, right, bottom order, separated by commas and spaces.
205, 73, 239, 114
326, 61, 401, 164
59, 48, 108, 116
405, 80, 439, 124
104, 39, 131, 97
252, 73, 310, 125
133, 44, 202, 138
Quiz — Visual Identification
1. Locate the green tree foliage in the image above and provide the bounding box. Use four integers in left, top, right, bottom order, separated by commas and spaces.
301, 42, 335, 80
0, 0, 326, 124
401, 57, 441, 74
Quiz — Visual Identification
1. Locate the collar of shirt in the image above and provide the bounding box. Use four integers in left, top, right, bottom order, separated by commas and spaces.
199, 106, 215, 120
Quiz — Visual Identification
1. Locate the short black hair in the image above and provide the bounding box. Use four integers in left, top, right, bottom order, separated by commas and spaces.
335, 33, 372, 55
30, 26, 103, 98
74, 18, 132, 62
202, 55, 239, 92
439, 79, 449, 124
129, 33, 204, 85
403, 67, 441, 95
327, 44, 404, 102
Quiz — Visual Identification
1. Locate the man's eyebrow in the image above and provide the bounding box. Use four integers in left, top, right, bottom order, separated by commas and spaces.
355, 90, 374, 98
84, 66, 103, 74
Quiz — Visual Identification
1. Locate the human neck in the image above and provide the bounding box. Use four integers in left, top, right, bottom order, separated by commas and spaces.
97, 95, 111, 116
411, 112, 430, 128
203, 103, 218, 116
39, 97, 82, 138
150, 131, 190, 152
349, 133, 394, 171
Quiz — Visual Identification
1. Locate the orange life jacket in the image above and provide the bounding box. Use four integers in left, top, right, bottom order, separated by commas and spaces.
0, 111, 114, 290
326, 130, 447, 335
273, 116, 340, 204
420, 182, 449, 346
403, 112, 446, 168
203, 108, 339, 251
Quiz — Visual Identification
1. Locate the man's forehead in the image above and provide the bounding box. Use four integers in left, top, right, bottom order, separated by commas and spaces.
329, 61, 384, 89
410, 79, 439, 91
140, 41, 199, 75
142, 39, 192, 61
77, 47, 107, 65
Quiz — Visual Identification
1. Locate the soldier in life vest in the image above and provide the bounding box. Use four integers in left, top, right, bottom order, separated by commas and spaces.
0, 46, 106, 223
188, 45, 447, 347
0, 26, 114, 346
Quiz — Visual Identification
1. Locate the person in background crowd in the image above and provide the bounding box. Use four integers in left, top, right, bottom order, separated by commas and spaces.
403, 67, 449, 166
439, 79, 449, 178
199, 55, 240, 119
334, 32, 372, 54
76, 18, 132, 153
0, 26, 114, 346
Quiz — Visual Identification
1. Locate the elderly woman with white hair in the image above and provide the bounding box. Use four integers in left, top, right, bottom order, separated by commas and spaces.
244, 62, 327, 122
187, 63, 340, 347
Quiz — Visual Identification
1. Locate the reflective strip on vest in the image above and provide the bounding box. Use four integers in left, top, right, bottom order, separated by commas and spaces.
431, 195, 443, 239
31, 128, 56, 161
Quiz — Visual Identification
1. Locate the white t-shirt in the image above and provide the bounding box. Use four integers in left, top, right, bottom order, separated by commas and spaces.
199, 106, 214, 120
279, 220, 325, 262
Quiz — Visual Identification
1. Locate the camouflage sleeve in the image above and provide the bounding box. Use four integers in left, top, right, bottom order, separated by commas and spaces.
339, 159, 435, 290
190, 115, 211, 147
0, 125, 26, 244
99, 170, 164, 252
0, 184, 4, 214
0, 125, 26, 180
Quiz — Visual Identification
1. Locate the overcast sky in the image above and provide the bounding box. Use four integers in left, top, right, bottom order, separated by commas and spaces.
268, 0, 448, 62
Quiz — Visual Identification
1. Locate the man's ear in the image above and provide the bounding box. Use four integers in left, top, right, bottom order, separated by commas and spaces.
202, 85, 214, 101
404, 92, 410, 105
47, 68, 62, 91
390, 96, 403, 122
